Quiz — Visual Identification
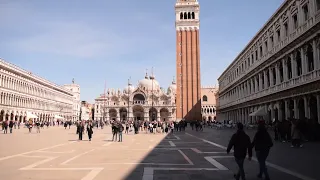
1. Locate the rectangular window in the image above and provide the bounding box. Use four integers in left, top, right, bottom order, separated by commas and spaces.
265, 41, 268, 53
284, 23, 288, 37
251, 54, 254, 64
293, 14, 298, 29
270, 36, 274, 47
248, 58, 250, 66
255, 50, 258, 60
259, 46, 263, 57
303, 5, 309, 21
317, 0, 320, 10
277, 30, 280, 42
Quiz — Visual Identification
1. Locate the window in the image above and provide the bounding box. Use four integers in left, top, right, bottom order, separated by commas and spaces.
277, 30, 280, 42
259, 46, 263, 57
255, 50, 258, 60
317, 0, 320, 10
248, 58, 250, 66
303, 5, 309, 21
202, 95, 208, 102
293, 14, 298, 29
265, 41, 268, 53
270, 36, 274, 47
251, 54, 254, 64
284, 23, 288, 37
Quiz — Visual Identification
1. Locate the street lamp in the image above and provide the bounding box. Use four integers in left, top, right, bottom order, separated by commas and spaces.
127, 77, 131, 122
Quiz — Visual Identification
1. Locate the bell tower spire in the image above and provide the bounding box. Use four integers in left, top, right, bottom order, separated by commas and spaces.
175, 0, 201, 121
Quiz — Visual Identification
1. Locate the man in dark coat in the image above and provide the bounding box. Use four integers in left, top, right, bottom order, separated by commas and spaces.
227, 123, 252, 180
252, 121, 273, 180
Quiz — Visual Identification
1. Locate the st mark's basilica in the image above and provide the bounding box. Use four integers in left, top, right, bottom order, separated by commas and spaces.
94, 72, 218, 122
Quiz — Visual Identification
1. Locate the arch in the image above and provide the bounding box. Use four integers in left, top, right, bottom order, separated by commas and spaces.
132, 105, 144, 121
296, 51, 302, 76
180, 12, 183, 19
191, 12, 195, 19
108, 108, 117, 121
298, 98, 305, 120
309, 95, 318, 123
306, 44, 314, 72
208, 116, 212, 121
133, 93, 145, 101
119, 107, 128, 121
202, 95, 208, 102
188, 12, 191, 19
149, 107, 157, 121
184, 12, 187, 19
0, 110, 4, 121
160, 108, 169, 121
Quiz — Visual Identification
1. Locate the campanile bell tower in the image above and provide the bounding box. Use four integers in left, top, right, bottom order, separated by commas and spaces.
175, 0, 201, 121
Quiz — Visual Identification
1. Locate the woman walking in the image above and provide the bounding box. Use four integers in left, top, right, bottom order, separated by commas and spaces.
87, 122, 93, 141
252, 121, 273, 180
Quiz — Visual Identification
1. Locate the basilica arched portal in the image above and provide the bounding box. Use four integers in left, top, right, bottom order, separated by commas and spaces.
119, 107, 127, 121
160, 108, 169, 121
149, 107, 157, 121
109, 108, 117, 121
132, 105, 144, 121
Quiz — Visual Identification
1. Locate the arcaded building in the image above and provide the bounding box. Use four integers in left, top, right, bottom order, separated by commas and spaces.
0, 59, 75, 122
217, 0, 320, 124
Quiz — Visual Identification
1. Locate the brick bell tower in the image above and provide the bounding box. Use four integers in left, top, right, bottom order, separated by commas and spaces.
175, 0, 201, 121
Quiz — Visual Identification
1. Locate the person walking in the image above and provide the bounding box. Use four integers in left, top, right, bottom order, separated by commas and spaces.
227, 123, 252, 180
252, 121, 273, 180
9, 120, 14, 133
78, 122, 84, 140
3, 120, 8, 134
87, 122, 93, 141
291, 119, 303, 148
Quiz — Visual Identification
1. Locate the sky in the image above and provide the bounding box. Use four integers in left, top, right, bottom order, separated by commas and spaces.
0, 0, 284, 103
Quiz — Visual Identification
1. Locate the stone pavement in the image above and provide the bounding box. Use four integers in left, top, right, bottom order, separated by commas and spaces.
0, 126, 318, 180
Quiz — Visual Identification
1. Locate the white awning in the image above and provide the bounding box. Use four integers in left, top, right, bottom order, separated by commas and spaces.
249, 107, 267, 117
27, 112, 38, 119
54, 115, 64, 119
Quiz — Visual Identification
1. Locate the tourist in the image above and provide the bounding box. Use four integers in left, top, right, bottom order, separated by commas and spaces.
78, 121, 84, 140
118, 123, 124, 142
125, 123, 129, 134
291, 119, 303, 148
3, 120, 8, 134
227, 122, 252, 180
87, 122, 93, 141
36, 120, 40, 133
112, 123, 118, 141
9, 120, 14, 133
251, 121, 273, 180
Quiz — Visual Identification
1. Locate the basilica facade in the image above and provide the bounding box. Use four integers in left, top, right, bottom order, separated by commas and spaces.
94, 72, 218, 122
94, 73, 176, 122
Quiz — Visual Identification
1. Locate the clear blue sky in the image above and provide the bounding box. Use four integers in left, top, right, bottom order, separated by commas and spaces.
0, 0, 284, 103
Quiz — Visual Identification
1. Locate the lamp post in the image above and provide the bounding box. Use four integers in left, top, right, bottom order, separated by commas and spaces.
151, 67, 155, 121
127, 77, 131, 122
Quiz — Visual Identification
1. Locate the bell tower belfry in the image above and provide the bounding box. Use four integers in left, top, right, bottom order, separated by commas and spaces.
175, 0, 201, 121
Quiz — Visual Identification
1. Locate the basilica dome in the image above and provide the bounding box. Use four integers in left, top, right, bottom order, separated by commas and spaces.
124, 84, 134, 94
168, 77, 176, 92
138, 73, 160, 91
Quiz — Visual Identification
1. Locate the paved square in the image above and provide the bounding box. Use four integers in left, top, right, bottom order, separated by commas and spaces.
0, 126, 318, 180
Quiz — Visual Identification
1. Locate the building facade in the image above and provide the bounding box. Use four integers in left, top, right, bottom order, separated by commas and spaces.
201, 86, 218, 121
94, 73, 176, 122
63, 80, 81, 121
0, 59, 74, 122
175, 0, 202, 121
80, 101, 92, 121
217, 0, 320, 125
